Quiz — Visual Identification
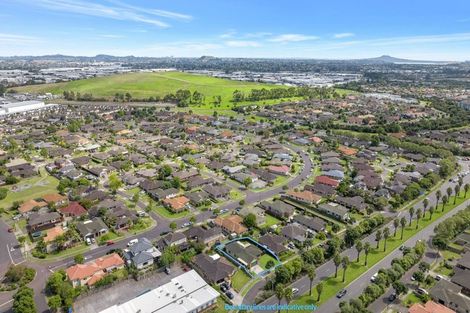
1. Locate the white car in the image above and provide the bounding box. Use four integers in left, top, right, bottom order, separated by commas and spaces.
127, 239, 139, 247
292, 288, 299, 294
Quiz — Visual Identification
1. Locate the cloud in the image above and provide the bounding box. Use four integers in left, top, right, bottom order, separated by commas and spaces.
0, 33, 41, 44
244, 32, 272, 38
220, 30, 237, 39
98, 34, 125, 39
29, 0, 192, 28
268, 34, 319, 43
225, 40, 261, 47
334, 32, 355, 39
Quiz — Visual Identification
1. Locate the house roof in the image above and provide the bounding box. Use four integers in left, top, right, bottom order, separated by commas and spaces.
409, 301, 456, 313
315, 175, 340, 188
43, 226, 64, 243
41, 193, 67, 204
19, 199, 48, 214
60, 201, 87, 216
214, 215, 247, 234
66, 253, 124, 283
193, 254, 235, 283
287, 190, 322, 204
163, 196, 189, 211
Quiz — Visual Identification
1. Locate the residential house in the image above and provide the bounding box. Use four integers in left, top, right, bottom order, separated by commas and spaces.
318, 202, 350, 221
259, 200, 295, 220
285, 190, 322, 205
292, 215, 326, 233
163, 196, 190, 213
281, 224, 308, 243
192, 254, 235, 285
225, 241, 262, 268
27, 212, 62, 233
123, 237, 161, 270
185, 226, 224, 247
259, 233, 287, 255
60, 201, 87, 218
66, 253, 124, 288
76, 218, 109, 241
214, 215, 247, 235
19, 199, 48, 215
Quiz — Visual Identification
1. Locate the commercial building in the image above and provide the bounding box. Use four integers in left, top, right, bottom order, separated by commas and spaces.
100, 270, 219, 313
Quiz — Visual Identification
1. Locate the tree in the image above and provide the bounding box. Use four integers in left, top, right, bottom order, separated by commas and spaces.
275, 284, 284, 313
429, 206, 435, 220
316, 282, 324, 302
375, 229, 382, 249
306, 264, 316, 296
160, 247, 177, 267
383, 227, 390, 252
392, 281, 407, 297
341, 256, 350, 282
284, 287, 293, 313
13, 286, 37, 313
454, 185, 460, 204
108, 173, 122, 194
333, 253, 341, 278
169, 222, 177, 231
243, 213, 257, 228
47, 295, 62, 312
408, 207, 415, 226
158, 165, 173, 179
393, 218, 399, 237
446, 186, 452, 201
74, 254, 85, 264
464, 183, 469, 198
423, 198, 429, 215
442, 195, 448, 211
364, 242, 371, 266
0, 188, 7, 200
400, 217, 407, 240
412, 271, 425, 287
436, 190, 442, 207
416, 209, 422, 229
355, 241, 363, 262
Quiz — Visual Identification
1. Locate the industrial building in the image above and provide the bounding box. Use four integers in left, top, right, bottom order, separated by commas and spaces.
99, 270, 219, 313
0, 100, 58, 116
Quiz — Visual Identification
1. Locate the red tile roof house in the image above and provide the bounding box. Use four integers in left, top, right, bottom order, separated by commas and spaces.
60, 202, 87, 218
66, 253, 124, 288
315, 175, 340, 188
268, 165, 290, 176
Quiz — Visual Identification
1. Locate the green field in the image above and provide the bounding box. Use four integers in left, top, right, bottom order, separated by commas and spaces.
1, 170, 59, 210
12, 71, 353, 116
231, 269, 251, 292
13, 71, 295, 105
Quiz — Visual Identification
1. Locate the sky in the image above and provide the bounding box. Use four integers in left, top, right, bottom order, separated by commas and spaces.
1, 0, 470, 60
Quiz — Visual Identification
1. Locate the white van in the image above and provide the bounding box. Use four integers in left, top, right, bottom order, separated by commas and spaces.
371, 273, 378, 282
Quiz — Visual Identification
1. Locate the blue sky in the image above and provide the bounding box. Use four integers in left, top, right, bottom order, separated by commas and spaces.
1, 0, 470, 60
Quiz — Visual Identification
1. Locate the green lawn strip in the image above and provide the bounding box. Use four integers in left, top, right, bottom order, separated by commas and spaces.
287, 192, 470, 312
402, 292, 424, 307
241, 278, 262, 297
31, 243, 90, 262
97, 231, 123, 245
153, 205, 190, 219
231, 269, 251, 292
128, 217, 155, 234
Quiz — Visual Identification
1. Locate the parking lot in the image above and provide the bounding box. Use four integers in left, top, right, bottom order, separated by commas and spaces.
74, 264, 183, 313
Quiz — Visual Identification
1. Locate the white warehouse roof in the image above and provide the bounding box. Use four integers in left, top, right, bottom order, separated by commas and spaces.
100, 270, 219, 313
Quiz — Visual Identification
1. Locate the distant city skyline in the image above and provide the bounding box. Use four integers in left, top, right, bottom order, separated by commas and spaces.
1, 0, 470, 60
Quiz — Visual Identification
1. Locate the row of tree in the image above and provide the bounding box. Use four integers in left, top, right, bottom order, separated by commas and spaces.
339, 241, 425, 313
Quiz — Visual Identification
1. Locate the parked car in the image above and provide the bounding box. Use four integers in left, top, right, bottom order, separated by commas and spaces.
415, 287, 428, 296
165, 267, 171, 275
225, 291, 234, 299
435, 274, 443, 281
370, 273, 378, 282
220, 285, 227, 292
7, 228, 14, 233
127, 239, 138, 247
292, 288, 299, 294
388, 292, 397, 302
106, 240, 115, 246
336, 289, 347, 298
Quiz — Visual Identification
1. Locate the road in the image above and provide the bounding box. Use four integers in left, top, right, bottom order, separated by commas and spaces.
249, 159, 470, 312
0, 143, 313, 313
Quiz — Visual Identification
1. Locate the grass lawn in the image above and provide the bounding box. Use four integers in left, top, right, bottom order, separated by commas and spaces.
434, 262, 454, 277
262, 214, 281, 228
0, 172, 59, 210
231, 269, 251, 292
229, 189, 244, 201
37, 243, 89, 261
286, 191, 470, 312
403, 292, 424, 307
153, 205, 190, 219
97, 231, 122, 245
441, 248, 462, 261
259, 254, 278, 270
207, 297, 230, 313
128, 217, 154, 233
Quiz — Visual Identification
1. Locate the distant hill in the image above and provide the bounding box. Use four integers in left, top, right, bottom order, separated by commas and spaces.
357, 55, 450, 64
0, 54, 453, 64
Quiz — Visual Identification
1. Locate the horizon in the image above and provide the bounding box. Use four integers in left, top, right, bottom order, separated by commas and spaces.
2, 0, 470, 61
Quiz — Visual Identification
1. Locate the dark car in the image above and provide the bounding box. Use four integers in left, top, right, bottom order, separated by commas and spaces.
336, 289, 347, 298
225, 291, 234, 299
220, 285, 227, 292
388, 292, 397, 302
221, 282, 229, 290
7, 228, 14, 233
